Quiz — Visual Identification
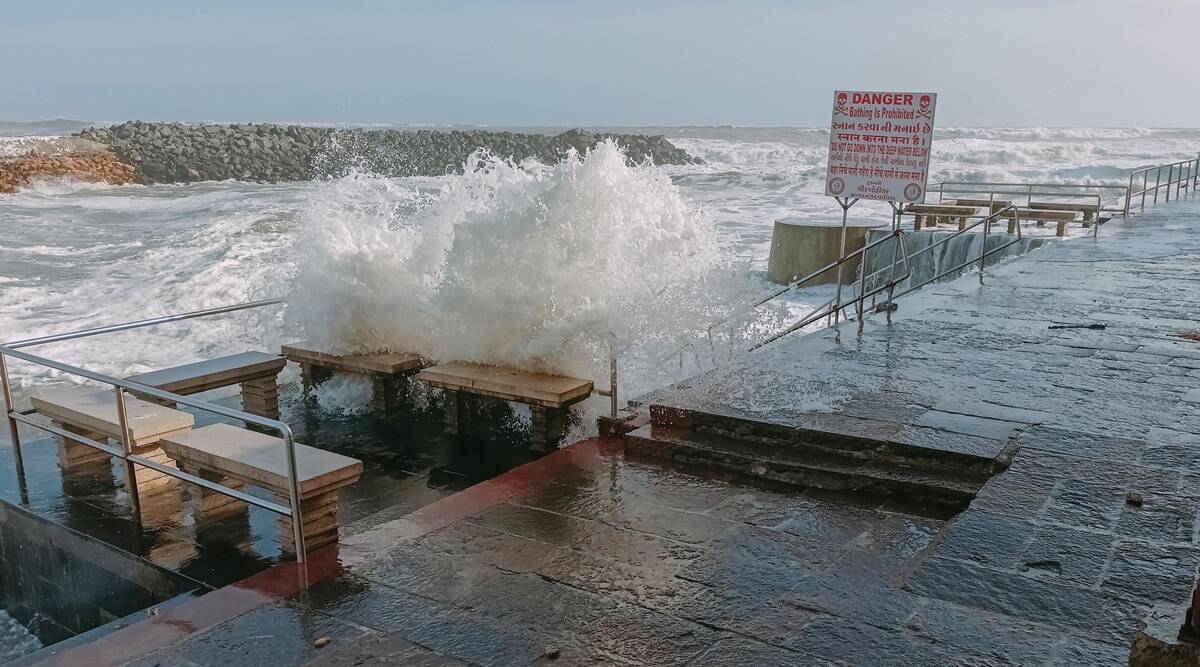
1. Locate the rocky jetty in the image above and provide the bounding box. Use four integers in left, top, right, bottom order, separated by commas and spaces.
77, 122, 699, 185
0, 138, 135, 193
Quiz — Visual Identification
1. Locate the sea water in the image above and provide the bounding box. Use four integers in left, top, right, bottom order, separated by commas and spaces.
1, 123, 1195, 413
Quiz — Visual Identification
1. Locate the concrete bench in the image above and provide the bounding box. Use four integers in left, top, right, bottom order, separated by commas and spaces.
416, 362, 593, 451
1001, 208, 1081, 236
30, 387, 194, 491
944, 198, 1012, 214
904, 204, 980, 230
282, 341, 426, 414
127, 351, 286, 420
160, 423, 363, 556
1028, 201, 1100, 225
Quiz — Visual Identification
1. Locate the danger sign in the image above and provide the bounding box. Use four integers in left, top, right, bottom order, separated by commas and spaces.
825, 90, 937, 202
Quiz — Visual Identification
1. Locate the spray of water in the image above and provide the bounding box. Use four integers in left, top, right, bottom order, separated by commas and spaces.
286, 140, 764, 404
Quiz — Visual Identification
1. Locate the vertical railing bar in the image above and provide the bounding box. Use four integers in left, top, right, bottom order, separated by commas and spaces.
0, 353, 24, 480
281, 425, 305, 563
113, 387, 142, 517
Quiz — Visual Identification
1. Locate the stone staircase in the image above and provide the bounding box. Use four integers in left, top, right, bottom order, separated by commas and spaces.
624, 404, 1012, 514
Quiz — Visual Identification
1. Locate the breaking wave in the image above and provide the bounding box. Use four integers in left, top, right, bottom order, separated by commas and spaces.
285, 140, 763, 399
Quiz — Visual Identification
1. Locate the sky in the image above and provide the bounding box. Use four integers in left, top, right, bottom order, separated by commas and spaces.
3, 0, 1198, 127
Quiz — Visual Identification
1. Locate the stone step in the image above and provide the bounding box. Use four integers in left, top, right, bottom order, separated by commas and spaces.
626, 424, 981, 510
648, 404, 1008, 478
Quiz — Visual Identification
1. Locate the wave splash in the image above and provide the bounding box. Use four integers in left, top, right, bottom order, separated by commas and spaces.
286, 140, 757, 396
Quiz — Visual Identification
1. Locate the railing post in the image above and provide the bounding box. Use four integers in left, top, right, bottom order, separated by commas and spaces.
0, 353, 23, 473
113, 387, 141, 516
1143, 170, 1149, 211
1155, 167, 1162, 204
1125, 172, 1134, 217
282, 427, 305, 563
608, 333, 618, 418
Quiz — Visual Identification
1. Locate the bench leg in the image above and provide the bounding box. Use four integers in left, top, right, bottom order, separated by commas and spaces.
1035, 219, 1045, 226
444, 389, 467, 436
530, 406, 570, 453
1082, 220, 1093, 228
372, 375, 401, 415
180, 463, 247, 522
1006, 219, 1017, 234
957, 216, 968, 231
914, 214, 926, 230
241, 375, 280, 419
53, 422, 112, 470
300, 364, 334, 393
277, 491, 341, 556
1056, 220, 1068, 237
129, 446, 178, 494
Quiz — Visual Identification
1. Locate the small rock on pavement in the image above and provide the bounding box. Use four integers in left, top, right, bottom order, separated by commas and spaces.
1127, 492, 1144, 507
314, 636, 331, 648
543, 645, 560, 659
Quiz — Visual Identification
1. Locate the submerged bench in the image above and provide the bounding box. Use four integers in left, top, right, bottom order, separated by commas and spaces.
1028, 201, 1100, 224
30, 387, 194, 491
904, 204, 980, 230
160, 423, 363, 555
416, 362, 593, 451
282, 341, 426, 414
1001, 208, 1081, 236
128, 351, 287, 420
944, 198, 1012, 214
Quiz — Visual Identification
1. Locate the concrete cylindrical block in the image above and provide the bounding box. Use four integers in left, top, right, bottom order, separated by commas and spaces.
766, 217, 884, 285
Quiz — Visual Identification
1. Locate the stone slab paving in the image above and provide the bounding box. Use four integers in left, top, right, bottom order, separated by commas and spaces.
75, 200, 1200, 666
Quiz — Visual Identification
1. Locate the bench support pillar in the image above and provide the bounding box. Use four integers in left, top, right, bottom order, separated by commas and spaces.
180, 464, 248, 521
300, 363, 334, 393
531, 405, 570, 452
240, 376, 280, 420
277, 492, 341, 556
130, 447, 178, 494
1007, 219, 1018, 234
1056, 221, 1069, 237
444, 389, 469, 436
372, 376, 402, 415
53, 422, 112, 470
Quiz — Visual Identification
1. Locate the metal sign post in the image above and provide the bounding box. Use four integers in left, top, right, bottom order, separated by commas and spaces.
824, 89, 937, 329
831, 196, 859, 325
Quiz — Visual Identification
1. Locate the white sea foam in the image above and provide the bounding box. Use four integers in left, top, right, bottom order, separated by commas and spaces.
285, 141, 765, 402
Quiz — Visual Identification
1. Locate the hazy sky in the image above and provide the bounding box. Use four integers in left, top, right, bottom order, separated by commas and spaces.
4, 1, 1197, 127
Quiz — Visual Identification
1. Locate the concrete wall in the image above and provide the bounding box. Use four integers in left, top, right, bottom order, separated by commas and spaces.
767, 218, 885, 285
0, 501, 198, 648
861, 228, 1046, 291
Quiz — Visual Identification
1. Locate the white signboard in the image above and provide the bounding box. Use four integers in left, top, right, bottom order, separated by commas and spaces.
825, 90, 937, 202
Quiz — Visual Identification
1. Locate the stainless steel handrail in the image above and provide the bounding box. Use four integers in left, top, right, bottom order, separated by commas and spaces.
0, 298, 311, 561
1124, 155, 1200, 215
4, 297, 283, 349
754, 204, 1022, 348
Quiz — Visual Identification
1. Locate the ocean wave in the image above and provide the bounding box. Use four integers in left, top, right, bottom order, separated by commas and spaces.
285, 140, 764, 400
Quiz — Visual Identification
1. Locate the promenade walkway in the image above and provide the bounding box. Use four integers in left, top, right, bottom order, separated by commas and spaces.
43, 199, 1200, 666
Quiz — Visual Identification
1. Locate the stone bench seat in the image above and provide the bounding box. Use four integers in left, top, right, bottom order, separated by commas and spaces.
127, 351, 286, 419
1000, 207, 1081, 236
903, 204, 980, 230
1028, 200, 1101, 222
282, 341, 426, 414
160, 423, 363, 555
417, 362, 593, 451
30, 387, 194, 489
943, 198, 1013, 212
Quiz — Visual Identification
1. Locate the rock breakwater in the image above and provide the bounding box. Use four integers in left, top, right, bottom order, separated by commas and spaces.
77, 122, 699, 185
0, 138, 135, 193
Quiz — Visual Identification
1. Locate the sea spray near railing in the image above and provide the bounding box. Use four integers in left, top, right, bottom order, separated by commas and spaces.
284, 140, 773, 404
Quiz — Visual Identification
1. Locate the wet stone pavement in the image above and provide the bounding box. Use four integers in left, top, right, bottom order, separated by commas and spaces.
63, 199, 1200, 666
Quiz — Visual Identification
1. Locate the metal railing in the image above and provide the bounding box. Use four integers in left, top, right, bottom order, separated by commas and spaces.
1125, 155, 1200, 215
930, 180, 1128, 215
0, 299, 313, 562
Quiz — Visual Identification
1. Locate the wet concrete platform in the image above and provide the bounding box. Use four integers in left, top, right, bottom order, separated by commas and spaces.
22, 199, 1200, 665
